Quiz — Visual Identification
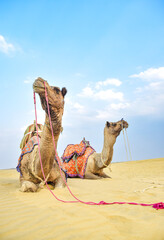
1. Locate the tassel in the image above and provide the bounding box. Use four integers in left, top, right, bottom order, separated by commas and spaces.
152, 202, 164, 210
98, 201, 164, 209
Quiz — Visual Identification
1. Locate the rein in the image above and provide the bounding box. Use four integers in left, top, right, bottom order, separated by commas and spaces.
121, 118, 132, 162
33, 82, 164, 209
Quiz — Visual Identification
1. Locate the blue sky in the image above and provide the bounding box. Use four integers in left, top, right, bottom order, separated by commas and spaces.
0, 0, 164, 169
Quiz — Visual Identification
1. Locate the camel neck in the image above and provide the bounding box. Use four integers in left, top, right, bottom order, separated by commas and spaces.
35, 115, 60, 175
101, 131, 116, 166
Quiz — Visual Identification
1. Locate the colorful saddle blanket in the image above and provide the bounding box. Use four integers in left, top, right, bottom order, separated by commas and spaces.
20, 122, 43, 150
62, 138, 95, 178
16, 136, 40, 174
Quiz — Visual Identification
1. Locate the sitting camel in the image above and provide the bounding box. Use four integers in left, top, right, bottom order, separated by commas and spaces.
17, 77, 67, 192
62, 119, 128, 179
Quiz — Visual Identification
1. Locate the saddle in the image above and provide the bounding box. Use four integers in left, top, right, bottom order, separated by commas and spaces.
20, 121, 43, 150
62, 138, 95, 178
17, 136, 40, 174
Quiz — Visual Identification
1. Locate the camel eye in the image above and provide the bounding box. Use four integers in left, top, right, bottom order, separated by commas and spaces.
112, 123, 117, 127
52, 87, 60, 94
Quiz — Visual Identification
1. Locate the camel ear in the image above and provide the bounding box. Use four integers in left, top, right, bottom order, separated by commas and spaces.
106, 121, 110, 128
61, 87, 67, 97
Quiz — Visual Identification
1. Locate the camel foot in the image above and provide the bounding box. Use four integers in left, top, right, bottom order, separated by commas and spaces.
99, 172, 111, 178
20, 181, 38, 192
85, 172, 102, 179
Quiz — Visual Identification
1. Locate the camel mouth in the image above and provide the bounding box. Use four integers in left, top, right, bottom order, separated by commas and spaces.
33, 77, 47, 94
122, 121, 129, 129
33, 84, 45, 93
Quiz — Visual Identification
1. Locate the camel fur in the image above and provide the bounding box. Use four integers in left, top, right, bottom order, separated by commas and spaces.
84, 119, 129, 179
18, 77, 67, 192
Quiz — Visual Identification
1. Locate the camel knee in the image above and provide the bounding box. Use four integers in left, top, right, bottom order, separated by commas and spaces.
20, 180, 38, 192
55, 176, 66, 188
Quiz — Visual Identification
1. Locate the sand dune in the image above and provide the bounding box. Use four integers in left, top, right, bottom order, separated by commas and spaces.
0, 158, 164, 240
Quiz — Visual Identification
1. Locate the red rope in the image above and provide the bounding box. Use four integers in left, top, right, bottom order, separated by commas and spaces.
33, 82, 164, 210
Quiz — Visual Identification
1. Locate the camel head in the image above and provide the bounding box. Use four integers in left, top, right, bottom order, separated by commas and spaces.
33, 77, 67, 122
105, 119, 129, 137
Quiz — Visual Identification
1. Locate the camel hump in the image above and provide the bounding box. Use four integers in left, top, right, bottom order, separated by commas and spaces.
20, 122, 43, 150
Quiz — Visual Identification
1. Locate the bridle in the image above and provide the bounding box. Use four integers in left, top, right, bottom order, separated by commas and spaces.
121, 118, 132, 162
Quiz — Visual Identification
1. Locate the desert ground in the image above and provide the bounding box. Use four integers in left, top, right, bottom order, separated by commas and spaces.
0, 158, 164, 240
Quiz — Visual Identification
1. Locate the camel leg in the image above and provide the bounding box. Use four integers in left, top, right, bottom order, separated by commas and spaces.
98, 172, 111, 178
48, 168, 66, 188
98, 170, 111, 178
20, 180, 38, 192
55, 176, 66, 188
85, 172, 102, 179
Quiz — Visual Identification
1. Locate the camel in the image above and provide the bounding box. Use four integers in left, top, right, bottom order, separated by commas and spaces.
17, 77, 67, 192
85, 119, 129, 179
62, 119, 128, 179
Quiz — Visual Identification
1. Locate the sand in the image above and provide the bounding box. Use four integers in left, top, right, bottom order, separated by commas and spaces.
0, 158, 164, 240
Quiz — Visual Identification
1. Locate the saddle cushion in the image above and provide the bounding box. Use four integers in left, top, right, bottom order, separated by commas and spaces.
20, 123, 43, 150
62, 139, 95, 178
16, 136, 40, 174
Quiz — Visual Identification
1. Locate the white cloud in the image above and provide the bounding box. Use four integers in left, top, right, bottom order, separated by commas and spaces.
146, 81, 164, 90
73, 102, 84, 109
24, 80, 31, 84
130, 67, 164, 81
78, 85, 124, 101
110, 102, 130, 110
66, 69, 164, 124
24, 76, 37, 84
62, 96, 90, 127
65, 97, 86, 114
0, 35, 15, 54
129, 67, 164, 117
95, 102, 130, 120
94, 89, 124, 101
128, 78, 164, 117
78, 86, 94, 97
96, 110, 114, 120
73, 103, 85, 114
96, 78, 122, 89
